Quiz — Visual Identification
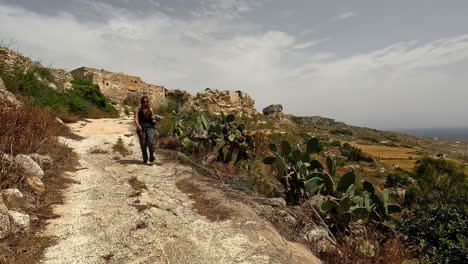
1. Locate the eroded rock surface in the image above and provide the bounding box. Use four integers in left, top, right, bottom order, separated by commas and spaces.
0, 77, 22, 108
189, 88, 258, 117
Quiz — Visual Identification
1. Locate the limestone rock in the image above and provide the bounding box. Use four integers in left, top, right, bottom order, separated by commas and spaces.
29, 153, 53, 169
263, 104, 283, 115
306, 228, 336, 254
376, 167, 388, 178
344, 164, 361, 171
188, 88, 257, 117
15, 154, 44, 178
8, 211, 30, 230
25, 175, 46, 193
48, 68, 73, 90
0, 76, 22, 108
0, 197, 11, 239
0, 47, 71, 91
56, 117, 64, 125
1, 189, 35, 212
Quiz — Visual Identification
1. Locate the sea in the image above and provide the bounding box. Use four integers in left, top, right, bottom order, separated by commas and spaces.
390, 127, 468, 141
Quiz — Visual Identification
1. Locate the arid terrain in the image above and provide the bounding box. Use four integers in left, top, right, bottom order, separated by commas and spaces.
41, 117, 321, 264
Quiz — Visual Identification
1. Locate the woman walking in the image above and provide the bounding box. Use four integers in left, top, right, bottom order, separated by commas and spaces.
134, 96, 156, 164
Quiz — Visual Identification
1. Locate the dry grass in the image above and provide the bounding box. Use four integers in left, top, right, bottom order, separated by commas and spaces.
176, 178, 232, 221
351, 143, 419, 160
0, 232, 56, 264
319, 232, 423, 264
0, 106, 58, 155
157, 136, 181, 150
128, 176, 147, 197
0, 106, 79, 264
112, 138, 132, 156
57, 111, 80, 124
90, 148, 109, 154
351, 143, 420, 170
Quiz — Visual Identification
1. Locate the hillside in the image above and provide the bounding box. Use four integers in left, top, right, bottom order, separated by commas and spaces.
1, 46, 467, 263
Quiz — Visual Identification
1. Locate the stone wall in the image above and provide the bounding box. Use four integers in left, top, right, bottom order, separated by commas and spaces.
71, 67, 167, 108
0, 47, 73, 90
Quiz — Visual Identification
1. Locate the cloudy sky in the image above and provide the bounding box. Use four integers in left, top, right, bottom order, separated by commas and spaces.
1, 0, 468, 129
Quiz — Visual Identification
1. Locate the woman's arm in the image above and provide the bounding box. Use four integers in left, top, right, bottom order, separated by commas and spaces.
134, 107, 142, 131
149, 108, 156, 120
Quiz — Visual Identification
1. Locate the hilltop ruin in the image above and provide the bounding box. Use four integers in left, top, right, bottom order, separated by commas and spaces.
71, 67, 168, 108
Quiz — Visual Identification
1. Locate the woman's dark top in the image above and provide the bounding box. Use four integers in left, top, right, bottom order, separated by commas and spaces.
138, 108, 154, 128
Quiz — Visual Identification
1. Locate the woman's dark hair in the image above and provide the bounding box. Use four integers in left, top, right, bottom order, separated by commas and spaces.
140, 96, 150, 105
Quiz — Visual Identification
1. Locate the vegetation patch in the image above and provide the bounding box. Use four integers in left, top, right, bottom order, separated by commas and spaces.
0, 63, 118, 121
112, 138, 132, 156
0, 106, 79, 263
340, 143, 375, 162
176, 178, 232, 221
128, 176, 147, 196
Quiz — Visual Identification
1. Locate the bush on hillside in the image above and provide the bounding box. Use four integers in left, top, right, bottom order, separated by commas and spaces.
339, 143, 375, 162
70, 79, 118, 116
1, 64, 117, 118
385, 168, 412, 188
398, 204, 468, 263
405, 157, 468, 207
330, 128, 353, 136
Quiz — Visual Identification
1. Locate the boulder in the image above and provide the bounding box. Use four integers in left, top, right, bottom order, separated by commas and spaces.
0, 76, 22, 108
15, 154, 44, 178
344, 164, 361, 171
188, 89, 257, 117
263, 104, 288, 121
56, 117, 64, 125
306, 227, 336, 254
0, 197, 12, 239
1, 189, 35, 212
262, 104, 283, 115
25, 175, 46, 193
28, 153, 53, 169
8, 211, 30, 231
376, 167, 388, 178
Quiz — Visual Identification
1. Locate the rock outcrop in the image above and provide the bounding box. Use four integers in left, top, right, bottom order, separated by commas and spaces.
71, 67, 167, 108
288, 115, 339, 127
0, 197, 11, 239
263, 104, 286, 121
188, 88, 257, 117
0, 46, 73, 90
14, 154, 45, 179
0, 76, 22, 108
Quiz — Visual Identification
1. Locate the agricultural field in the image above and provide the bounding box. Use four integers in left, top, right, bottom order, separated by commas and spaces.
351, 143, 421, 170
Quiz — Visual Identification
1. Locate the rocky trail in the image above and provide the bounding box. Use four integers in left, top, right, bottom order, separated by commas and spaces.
41, 117, 321, 264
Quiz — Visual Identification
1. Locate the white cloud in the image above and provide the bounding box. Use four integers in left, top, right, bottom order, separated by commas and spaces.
192, 0, 264, 19
1, 3, 467, 129
293, 38, 330, 49
333, 12, 356, 21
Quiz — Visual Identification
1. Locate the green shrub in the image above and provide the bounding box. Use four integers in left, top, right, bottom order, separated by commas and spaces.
330, 128, 353, 136
398, 204, 468, 263
385, 168, 412, 188
340, 143, 375, 162
331, 140, 342, 147
406, 157, 468, 207
335, 159, 346, 166
1, 64, 117, 118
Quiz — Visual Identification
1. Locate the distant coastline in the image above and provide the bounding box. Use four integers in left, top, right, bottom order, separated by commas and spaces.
390, 127, 468, 141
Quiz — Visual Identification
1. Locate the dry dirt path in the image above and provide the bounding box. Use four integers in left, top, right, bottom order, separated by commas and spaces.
41, 118, 321, 264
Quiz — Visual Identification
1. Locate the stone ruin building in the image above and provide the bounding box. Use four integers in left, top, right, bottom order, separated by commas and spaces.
71, 67, 167, 108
